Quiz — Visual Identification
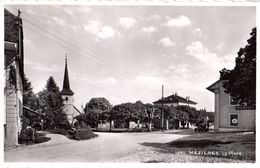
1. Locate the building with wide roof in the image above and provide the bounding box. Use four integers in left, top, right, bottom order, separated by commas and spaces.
153, 92, 197, 107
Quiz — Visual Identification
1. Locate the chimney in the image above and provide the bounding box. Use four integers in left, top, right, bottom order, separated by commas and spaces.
186, 96, 190, 101
162, 85, 164, 98
174, 92, 177, 96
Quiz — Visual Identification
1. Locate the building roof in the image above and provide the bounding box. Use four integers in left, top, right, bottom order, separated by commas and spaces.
23, 106, 45, 116
153, 93, 197, 105
61, 57, 74, 96
206, 80, 224, 93
73, 105, 81, 114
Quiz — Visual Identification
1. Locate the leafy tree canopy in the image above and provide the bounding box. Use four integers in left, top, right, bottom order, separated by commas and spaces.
76, 97, 112, 128
38, 76, 69, 129
84, 97, 112, 113
220, 27, 256, 106
23, 74, 39, 111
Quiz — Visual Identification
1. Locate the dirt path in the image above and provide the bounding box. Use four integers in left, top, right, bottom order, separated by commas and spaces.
4, 129, 193, 162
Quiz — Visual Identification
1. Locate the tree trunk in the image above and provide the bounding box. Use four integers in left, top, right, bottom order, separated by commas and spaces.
166, 119, 169, 130
148, 119, 152, 132
109, 120, 112, 132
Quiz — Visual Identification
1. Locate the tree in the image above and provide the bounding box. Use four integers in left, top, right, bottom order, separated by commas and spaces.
99, 110, 111, 130
74, 97, 112, 129
84, 97, 112, 113
74, 113, 88, 129
144, 103, 154, 131
23, 74, 33, 106
82, 97, 112, 129
38, 76, 69, 130
110, 103, 136, 130
133, 100, 147, 123
22, 75, 41, 128
178, 111, 189, 128
175, 105, 198, 124
23, 74, 39, 110
220, 27, 256, 106
86, 110, 100, 128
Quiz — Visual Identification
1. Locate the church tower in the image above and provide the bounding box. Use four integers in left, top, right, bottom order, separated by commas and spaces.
61, 55, 74, 123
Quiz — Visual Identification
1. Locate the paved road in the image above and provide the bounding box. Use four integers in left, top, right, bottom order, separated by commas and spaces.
4, 130, 193, 162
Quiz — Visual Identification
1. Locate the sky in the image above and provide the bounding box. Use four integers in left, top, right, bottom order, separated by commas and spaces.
5, 5, 256, 111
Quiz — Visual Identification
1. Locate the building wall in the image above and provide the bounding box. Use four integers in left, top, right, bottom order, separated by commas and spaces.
72, 107, 80, 123
62, 95, 75, 124
4, 9, 24, 147
155, 102, 195, 107
178, 102, 196, 107
217, 82, 255, 131
213, 87, 220, 131
64, 104, 74, 123
163, 102, 178, 107
63, 106, 80, 124
4, 61, 22, 147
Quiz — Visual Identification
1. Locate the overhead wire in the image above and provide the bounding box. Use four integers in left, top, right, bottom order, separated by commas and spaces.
7, 6, 135, 78
5, 5, 117, 83
22, 23, 112, 82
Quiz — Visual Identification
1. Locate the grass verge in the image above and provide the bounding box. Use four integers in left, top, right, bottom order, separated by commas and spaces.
118, 132, 255, 163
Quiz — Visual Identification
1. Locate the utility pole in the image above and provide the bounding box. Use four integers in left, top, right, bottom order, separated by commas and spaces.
17, 9, 22, 60
161, 85, 164, 131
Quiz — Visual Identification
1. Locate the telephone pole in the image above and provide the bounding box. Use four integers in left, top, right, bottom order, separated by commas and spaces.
161, 85, 164, 131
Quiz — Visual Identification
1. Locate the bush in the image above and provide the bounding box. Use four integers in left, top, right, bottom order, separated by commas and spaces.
74, 120, 90, 130
19, 127, 36, 144
33, 132, 51, 144
132, 127, 146, 132
60, 120, 71, 130
19, 128, 50, 145
21, 116, 30, 129
48, 128, 69, 136
74, 129, 98, 140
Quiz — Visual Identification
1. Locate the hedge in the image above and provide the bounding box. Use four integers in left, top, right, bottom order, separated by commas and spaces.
74, 129, 98, 140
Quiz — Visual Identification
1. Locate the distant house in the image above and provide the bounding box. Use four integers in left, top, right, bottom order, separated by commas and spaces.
152, 92, 196, 130
207, 80, 255, 132
4, 9, 24, 147
153, 92, 197, 107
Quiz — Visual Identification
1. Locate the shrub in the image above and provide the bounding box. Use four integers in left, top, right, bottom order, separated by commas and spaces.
33, 132, 51, 143
19, 128, 50, 145
74, 120, 90, 130
18, 127, 36, 144
132, 127, 146, 132
48, 128, 69, 136
74, 129, 98, 140
60, 120, 71, 130
21, 116, 30, 129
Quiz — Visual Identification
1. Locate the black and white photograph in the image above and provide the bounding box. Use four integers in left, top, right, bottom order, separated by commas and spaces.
2, 0, 257, 164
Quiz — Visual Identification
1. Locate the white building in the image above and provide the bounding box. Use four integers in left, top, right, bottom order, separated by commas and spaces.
153, 92, 197, 107
60, 57, 80, 124
207, 80, 255, 132
4, 9, 24, 147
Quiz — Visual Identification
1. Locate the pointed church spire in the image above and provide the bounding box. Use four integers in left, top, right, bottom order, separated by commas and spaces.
61, 53, 74, 95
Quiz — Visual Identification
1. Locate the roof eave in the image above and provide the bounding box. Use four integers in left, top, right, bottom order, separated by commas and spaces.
61, 90, 74, 96
206, 79, 222, 92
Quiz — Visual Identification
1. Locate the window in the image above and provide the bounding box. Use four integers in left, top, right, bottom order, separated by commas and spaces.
230, 114, 239, 127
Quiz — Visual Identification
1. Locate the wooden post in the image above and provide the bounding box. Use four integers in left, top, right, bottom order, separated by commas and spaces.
161, 85, 164, 131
